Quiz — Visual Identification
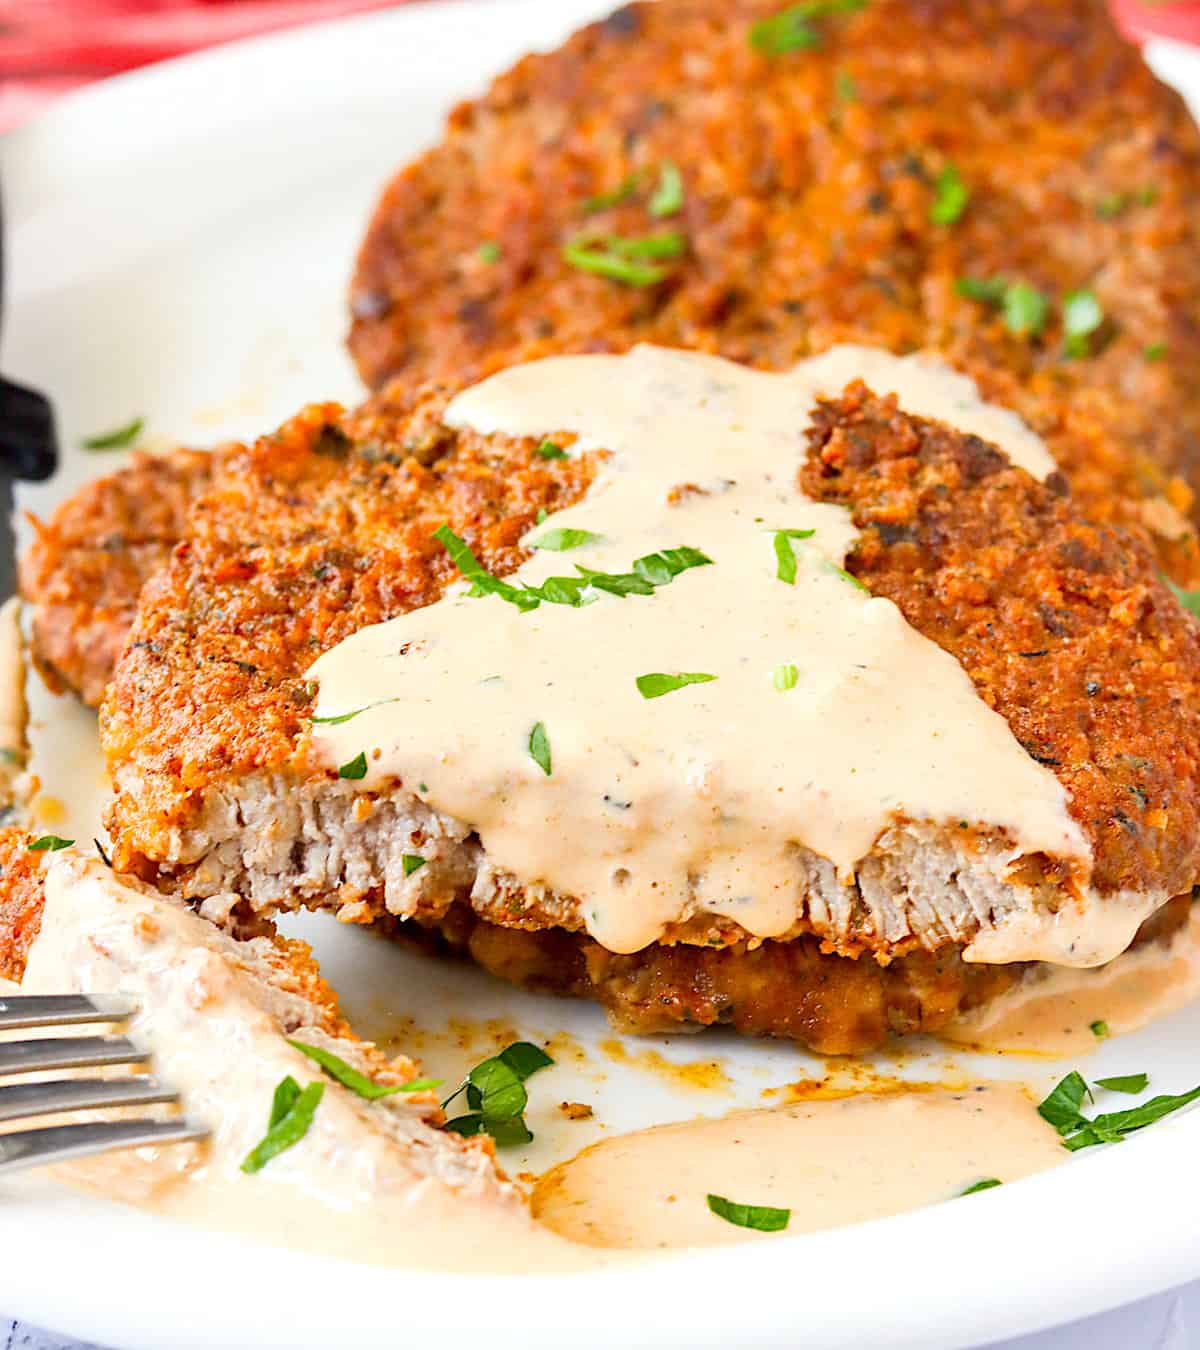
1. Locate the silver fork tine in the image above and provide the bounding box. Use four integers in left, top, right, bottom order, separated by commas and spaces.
0, 995, 137, 1030
0, 1118, 209, 1175
0, 1076, 178, 1124
0, 1036, 145, 1076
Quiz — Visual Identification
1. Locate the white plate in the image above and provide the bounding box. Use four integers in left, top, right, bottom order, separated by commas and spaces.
3, 5, 1200, 1347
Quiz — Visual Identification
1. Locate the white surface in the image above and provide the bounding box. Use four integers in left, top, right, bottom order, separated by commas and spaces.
2, 4, 1200, 1347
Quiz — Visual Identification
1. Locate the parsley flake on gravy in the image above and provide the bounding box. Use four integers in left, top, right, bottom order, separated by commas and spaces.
1144, 342, 1167, 362
241, 1078, 324, 1174
338, 752, 368, 780
288, 1040, 441, 1099
649, 161, 685, 218
772, 527, 817, 584
477, 240, 501, 263
442, 1041, 554, 1147
706, 1193, 791, 1232
82, 417, 144, 450
535, 440, 568, 460
529, 721, 552, 775
28, 835, 74, 852
531, 527, 600, 552
1090, 1019, 1110, 1039
959, 1178, 1002, 1196
1037, 1069, 1200, 1151
435, 524, 711, 612
402, 853, 426, 877
930, 163, 970, 226
311, 698, 398, 726
636, 671, 718, 700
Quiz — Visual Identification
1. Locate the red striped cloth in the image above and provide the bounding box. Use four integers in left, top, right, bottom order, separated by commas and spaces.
1, 0, 1197, 133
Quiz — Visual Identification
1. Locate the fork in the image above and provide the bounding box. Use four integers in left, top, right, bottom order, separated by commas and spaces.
0, 994, 209, 1174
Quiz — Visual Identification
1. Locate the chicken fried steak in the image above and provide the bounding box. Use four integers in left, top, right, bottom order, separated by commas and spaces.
350, 0, 1200, 556
95, 353, 1200, 1052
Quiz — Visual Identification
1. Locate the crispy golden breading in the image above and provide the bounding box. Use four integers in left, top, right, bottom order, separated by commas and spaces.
20, 449, 212, 706
803, 385, 1200, 901
350, 0, 1200, 561
101, 386, 1200, 923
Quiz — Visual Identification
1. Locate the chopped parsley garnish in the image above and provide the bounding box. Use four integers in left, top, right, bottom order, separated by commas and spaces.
823, 558, 869, 591
955, 275, 1008, 305
1167, 578, 1200, 621
1037, 1069, 1200, 1151
311, 698, 397, 725
402, 853, 426, 877
535, 440, 567, 460
706, 1193, 791, 1232
649, 162, 684, 218
1090, 1019, 1110, 1039
530, 527, 600, 552
1036, 1070, 1091, 1133
1061, 288, 1104, 358
772, 527, 817, 584
1095, 1073, 1149, 1095
749, 0, 867, 56
636, 671, 718, 700
28, 835, 73, 852
1096, 186, 1156, 219
288, 1040, 441, 1099
959, 1178, 1002, 1196
240, 1077, 324, 1174
956, 274, 1049, 336
562, 239, 672, 287
434, 524, 711, 612
528, 721, 552, 776
442, 1041, 554, 1147
477, 240, 501, 263
929, 163, 970, 226
773, 663, 799, 691
583, 173, 641, 213
1145, 342, 1167, 362
82, 417, 144, 450
338, 752, 368, 780
835, 68, 857, 102
1003, 281, 1049, 338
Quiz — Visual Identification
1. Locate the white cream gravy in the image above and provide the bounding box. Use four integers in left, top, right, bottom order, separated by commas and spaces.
944, 902, 1200, 1056
533, 1084, 1064, 1249
309, 344, 1090, 956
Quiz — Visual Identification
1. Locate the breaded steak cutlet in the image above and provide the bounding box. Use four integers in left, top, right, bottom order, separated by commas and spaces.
95, 375, 1200, 1052
21, 0, 1200, 709
21, 448, 212, 707
351, 0, 1200, 551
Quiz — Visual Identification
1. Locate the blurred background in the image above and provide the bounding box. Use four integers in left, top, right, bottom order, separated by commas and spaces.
3, 0, 1200, 133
